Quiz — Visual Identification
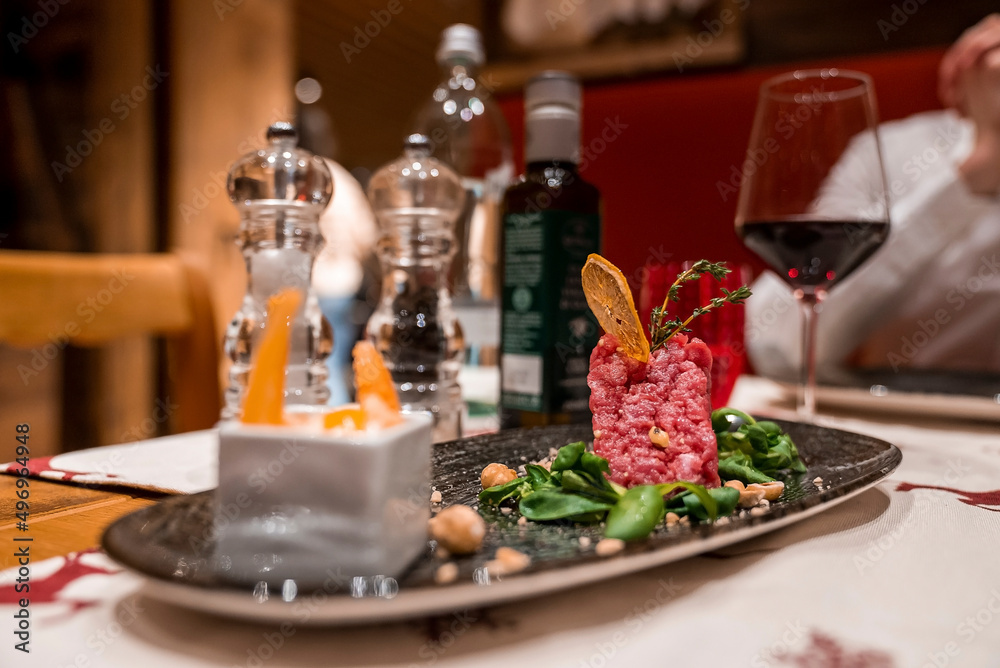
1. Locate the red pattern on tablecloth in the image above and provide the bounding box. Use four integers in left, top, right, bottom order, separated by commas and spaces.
0, 549, 120, 612
896, 482, 1000, 512
777, 631, 895, 667
0, 456, 121, 482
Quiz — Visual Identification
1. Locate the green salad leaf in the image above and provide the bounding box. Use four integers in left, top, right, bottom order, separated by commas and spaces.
519, 490, 615, 522
551, 440, 586, 471
605, 486, 665, 540
712, 408, 807, 484
477, 476, 532, 505
479, 441, 733, 542
718, 453, 776, 484
666, 485, 740, 521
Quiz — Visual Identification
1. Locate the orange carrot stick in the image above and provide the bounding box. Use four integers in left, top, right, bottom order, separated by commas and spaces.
352, 341, 403, 428
323, 404, 366, 430
241, 288, 303, 425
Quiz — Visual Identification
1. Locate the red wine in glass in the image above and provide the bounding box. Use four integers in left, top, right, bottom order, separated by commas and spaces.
740, 218, 889, 295
734, 69, 890, 417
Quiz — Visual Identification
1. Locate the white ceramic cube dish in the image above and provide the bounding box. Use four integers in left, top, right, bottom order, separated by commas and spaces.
215, 413, 433, 588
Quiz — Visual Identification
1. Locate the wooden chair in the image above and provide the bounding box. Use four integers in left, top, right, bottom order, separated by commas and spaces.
0, 250, 222, 434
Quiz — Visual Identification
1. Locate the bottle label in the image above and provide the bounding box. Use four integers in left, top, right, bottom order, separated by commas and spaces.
501, 210, 600, 415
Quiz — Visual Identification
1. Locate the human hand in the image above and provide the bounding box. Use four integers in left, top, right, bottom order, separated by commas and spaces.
939, 14, 1000, 194
938, 14, 1000, 112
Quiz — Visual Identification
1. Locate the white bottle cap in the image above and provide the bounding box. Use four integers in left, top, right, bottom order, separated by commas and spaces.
525, 70, 581, 113
524, 71, 582, 164
437, 24, 485, 66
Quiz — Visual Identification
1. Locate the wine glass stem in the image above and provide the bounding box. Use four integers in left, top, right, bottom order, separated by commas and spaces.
798, 294, 820, 417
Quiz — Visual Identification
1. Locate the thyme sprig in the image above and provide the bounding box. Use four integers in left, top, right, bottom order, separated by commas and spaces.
648, 260, 752, 352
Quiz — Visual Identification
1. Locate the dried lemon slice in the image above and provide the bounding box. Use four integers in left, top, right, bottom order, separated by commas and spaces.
581, 254, 650, 363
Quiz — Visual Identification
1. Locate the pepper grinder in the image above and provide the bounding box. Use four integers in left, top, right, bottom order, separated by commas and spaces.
366, 134, 465, 441
223, 122, 334, 418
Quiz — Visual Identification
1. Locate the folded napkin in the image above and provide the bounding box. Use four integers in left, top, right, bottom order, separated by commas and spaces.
0, 429, 218, 494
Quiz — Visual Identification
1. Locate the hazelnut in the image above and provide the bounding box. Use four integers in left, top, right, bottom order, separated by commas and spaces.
487, 547, 531, 575
595, 538, 625, 557
481, 463, 518, 489
434, 562, 459, 585
428, 505, 485, 555
746, 481, 784, 502
738, 487, 766, 508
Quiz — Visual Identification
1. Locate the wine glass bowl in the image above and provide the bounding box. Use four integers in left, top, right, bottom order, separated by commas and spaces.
735, 69, 891, 416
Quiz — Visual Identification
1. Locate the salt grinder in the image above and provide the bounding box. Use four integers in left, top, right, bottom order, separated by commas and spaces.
223, 122, 334, 418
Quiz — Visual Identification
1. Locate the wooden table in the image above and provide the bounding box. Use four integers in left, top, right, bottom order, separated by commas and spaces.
0, 476, 163, 570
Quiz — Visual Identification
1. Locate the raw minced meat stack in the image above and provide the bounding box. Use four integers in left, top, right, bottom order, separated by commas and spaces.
588, 332, 720, 489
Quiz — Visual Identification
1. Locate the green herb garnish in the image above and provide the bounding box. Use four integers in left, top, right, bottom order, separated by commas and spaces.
712, 408, 807, 484
479, 441, 732, 541
648, 261, 752, 352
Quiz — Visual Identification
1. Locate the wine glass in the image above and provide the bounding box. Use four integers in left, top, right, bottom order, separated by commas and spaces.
735, 69, 890, 417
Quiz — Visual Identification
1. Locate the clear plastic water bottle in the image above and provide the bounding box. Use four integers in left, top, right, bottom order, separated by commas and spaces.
366, 134, 465, 442
412, 24, 513, 376
223, 122, 334, 418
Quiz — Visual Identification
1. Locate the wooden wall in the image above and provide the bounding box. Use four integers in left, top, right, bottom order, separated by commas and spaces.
1, 0, 294, 453
167, 0, 295, 357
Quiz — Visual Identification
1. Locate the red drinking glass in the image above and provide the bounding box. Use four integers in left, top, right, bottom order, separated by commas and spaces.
639, 261, 750, 408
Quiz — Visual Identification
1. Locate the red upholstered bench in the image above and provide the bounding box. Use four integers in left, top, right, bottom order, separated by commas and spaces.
498, 47, 946, 287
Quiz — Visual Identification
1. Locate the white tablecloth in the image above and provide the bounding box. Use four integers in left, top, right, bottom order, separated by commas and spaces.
3, 376, 1000, 667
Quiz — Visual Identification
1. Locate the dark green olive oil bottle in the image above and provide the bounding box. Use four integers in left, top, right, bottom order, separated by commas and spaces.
499, 71, 602, 429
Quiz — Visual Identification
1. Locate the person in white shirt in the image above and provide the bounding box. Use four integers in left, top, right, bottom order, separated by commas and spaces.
747, 14, 1000, 381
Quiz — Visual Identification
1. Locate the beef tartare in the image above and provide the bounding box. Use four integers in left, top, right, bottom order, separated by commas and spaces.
588, 332, 720, 489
